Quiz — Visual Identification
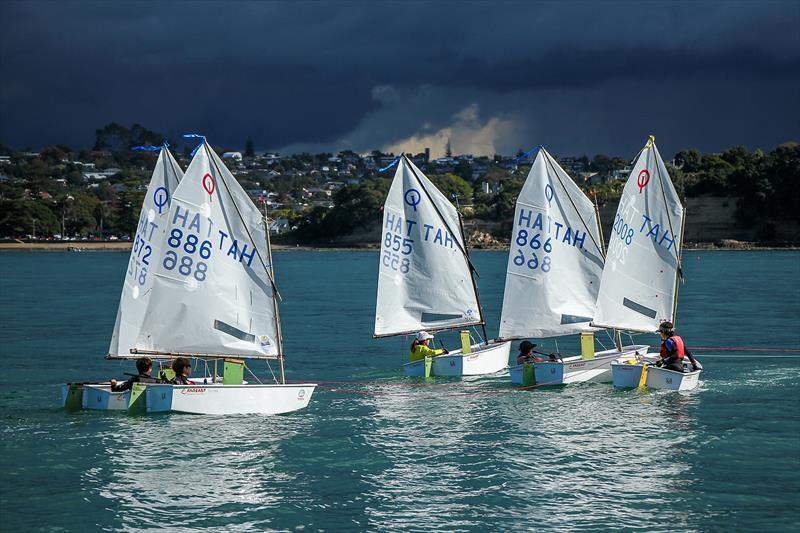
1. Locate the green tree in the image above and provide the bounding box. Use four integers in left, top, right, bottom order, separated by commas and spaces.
430, 173, 473, 206
0, 199, 60, 237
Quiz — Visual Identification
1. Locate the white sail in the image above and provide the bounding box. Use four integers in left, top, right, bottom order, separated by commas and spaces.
374, 156, 482, 337
499, 148, 605, 339
138, 142, 280, 357
109, 147, 183, 357
593, 137, 684, 333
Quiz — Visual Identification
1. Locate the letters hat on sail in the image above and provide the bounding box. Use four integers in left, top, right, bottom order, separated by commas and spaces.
415, 331, 434, 341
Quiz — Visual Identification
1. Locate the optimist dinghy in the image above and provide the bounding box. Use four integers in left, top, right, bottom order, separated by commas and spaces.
597, 136, 702, 391
63, 144, 183, 411
64, 140, 316, 414
500, 147, 647, 387
374, 155, 510, 377
612, 357, 701, 391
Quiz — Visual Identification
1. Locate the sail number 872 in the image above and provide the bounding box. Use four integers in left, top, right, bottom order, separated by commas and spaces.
164, 228, 210, 281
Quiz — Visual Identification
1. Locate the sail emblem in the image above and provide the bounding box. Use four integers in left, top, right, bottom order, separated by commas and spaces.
202, 173, 215, 200
404, 188, 421, 211
637, 170, 650, 193
153, 186, 169, 214
544, 183, 555, 206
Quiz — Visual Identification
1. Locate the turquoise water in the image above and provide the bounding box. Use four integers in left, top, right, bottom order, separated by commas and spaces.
1, 250, 799, 532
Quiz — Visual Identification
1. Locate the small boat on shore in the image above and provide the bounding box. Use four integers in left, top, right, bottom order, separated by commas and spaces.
500, 147, 646, 387
374, 155, 510, 377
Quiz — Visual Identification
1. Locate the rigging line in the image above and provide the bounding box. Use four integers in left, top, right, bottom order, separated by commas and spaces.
457, 207, 488, 338
204, 142, 282, 301
650, 139, 683, 275
629, 137, 651, 167
592, 188, 607, 252
541, 149, 605, 260
285, 378, 462, 387
653, 346, 800, 353
683, 354, 800, 359
402, 154, 479, 275
265, 359, 279, 384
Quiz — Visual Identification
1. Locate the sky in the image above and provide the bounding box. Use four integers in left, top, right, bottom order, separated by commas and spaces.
1, 0, 798, 158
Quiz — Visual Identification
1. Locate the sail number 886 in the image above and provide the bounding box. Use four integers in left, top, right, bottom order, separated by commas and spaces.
164, 228, 210, 282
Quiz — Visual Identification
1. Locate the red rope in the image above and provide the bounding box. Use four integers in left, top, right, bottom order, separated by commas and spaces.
285, 379, 459, 387
650, 346, 800, 353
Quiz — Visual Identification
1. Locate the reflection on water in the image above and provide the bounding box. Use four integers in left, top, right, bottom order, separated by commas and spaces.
357, 379, 708, 531
72, 414, 310, 531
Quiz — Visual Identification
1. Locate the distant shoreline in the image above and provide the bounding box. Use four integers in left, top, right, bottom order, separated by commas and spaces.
1, 240, 798, 252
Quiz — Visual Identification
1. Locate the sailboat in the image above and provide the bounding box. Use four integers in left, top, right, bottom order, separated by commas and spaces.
501, 147, 648, 386
374, 155, 511, 377
598, 137, 701, 391
63, 144, 183, 411
66, 141, 316, 414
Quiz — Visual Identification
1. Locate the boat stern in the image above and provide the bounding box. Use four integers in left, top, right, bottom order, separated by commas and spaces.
82, 384, 130, 411
611, 362, 645, 389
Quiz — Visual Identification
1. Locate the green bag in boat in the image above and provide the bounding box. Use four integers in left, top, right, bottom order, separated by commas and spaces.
128, 382, 148, 415
522, 363, 536, 387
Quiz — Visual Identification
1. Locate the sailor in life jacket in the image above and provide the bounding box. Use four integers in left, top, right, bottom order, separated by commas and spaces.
409, 331, 449, 362
656, 321, 699, 372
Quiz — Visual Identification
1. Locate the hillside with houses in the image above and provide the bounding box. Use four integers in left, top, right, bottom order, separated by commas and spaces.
0, 123, 797, 247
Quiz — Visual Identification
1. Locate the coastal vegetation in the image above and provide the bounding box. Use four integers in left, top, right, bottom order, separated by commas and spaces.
0, 123, 797, 243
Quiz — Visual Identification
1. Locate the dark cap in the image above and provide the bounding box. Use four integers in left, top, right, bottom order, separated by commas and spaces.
519, 340, 536, 353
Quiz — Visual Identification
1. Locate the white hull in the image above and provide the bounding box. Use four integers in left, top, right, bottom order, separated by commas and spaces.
509, 344, 649, 386
403, 341, 511, 377
611, 362, 701, 391
144, 383, 317, 415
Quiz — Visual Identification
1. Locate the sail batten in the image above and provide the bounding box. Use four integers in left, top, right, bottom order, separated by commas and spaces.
499, 147, 604, 339
374, 157, 482, 337
109, 147, 183, 357
592, 138, 685, 332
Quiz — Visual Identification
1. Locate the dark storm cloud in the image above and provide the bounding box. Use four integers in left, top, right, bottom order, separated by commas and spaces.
1, 0, 798, 155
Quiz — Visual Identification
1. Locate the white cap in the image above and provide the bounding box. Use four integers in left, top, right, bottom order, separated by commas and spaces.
415, 331, 434, 341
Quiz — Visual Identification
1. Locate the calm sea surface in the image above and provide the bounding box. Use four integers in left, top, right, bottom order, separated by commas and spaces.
1, 250, 799, 532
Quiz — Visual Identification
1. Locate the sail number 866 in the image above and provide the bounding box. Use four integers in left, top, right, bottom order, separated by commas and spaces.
513, 230, 552, 272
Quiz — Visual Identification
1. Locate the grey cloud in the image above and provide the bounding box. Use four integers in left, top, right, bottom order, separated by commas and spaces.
1, 0, 798, 154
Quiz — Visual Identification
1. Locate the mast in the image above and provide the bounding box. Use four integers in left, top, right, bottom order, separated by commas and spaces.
263, 200, 286, 384
671, 207, 687, 327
